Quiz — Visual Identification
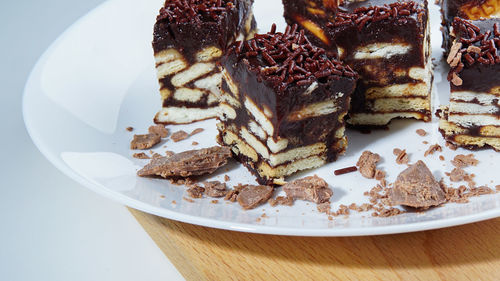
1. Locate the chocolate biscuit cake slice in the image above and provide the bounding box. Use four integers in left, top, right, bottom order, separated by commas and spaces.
438, 18, 500, 151
283, 0, 433, 126
152, 0, 256, 124
217, 25, 358, 184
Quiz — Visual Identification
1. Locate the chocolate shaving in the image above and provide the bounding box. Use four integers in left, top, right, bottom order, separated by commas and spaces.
190, 128, 204, 136
171, 130, 189, 142
356, 151, 381, 178
137, 146, 232, 178
393, 148, 409, 165
424, 144, 442, 157
282, 175, 332, 204
415, 129, 427, 136
237, 185, 274, 210
203, 181, 228, 198
451, 154, 478, 168
186, 185, 205, 199
269, 196, 294, 207
133, 152, 150, 159
148, 124, 169, 138
130, 134, 161, 150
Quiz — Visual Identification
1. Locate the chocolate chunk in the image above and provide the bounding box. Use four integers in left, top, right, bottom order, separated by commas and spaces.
357, 151, 381, 178
137, 146, 232, 178
203, 181, 227, 198
388, 160, 446, 209
186, 185, 205, 199
282, 175, 333, 204
148, 124, 169, 138
451, 154, 478, 168
237, 185, 274, 210
171, 130, 189, 142
130, 134, 161, 150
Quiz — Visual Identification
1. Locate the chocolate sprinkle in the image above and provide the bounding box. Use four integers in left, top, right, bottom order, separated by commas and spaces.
227, 24, 357, 93
157, 0, 235, 25
448, 18, 500, 83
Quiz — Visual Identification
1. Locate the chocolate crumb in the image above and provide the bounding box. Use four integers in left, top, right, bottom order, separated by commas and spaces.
126, 126, 134, 132
130, 134, 161, 150
187, 185, 205, 199
137, 146, 232, 178
423, 141, 429, 145
171, 130, 189, 142
439, 155, 445, 161
192, 141, 199, 145
282, 175, 333, 203
237, 185, 274, 210
357, 151, 381, 178
224, 175, 230, 182
449, 167, 466, 182
203, 181, 227, 198
424, 144, 442, 157
416, 129, 427, 136
317, 202, 331, 213
171, 200, 176, 204
268, 196, 294, 207
183, 197, 194, 203
133, 152, 150, 159
224, 189, 239, 202
160, 195, 165, 199
375, 207, 404, 217
148, 124, 169, 138
334, 166, 357, 176
451, 154, 478, 168
190, 128, 204, 136
394, 148, 409, 165
388, 160, 446, 209
211, 200, 219, 204
375, 170, 386, 181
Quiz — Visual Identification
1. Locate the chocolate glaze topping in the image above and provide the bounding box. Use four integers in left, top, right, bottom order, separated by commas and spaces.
153, 0, 254, 63
157, 0, 235, 25
448, 18, 500, 92
331, 0, 424, 30
227, 24, 357, 93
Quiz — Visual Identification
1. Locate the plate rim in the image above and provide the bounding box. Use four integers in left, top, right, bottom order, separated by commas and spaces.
22, 0, 500, 237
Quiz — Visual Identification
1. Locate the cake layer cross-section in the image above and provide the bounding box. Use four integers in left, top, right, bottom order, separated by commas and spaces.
217, 25, 358, 184
283, 0, 433, 126
438, 18, 500, 151
152, 0, 256, 124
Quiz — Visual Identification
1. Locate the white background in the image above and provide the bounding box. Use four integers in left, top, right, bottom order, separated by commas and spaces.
0, 1, 184, 280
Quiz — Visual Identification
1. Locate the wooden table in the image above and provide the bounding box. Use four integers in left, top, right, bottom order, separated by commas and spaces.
129, 209, 500, 280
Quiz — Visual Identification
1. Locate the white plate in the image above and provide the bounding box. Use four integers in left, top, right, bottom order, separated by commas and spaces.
23, 0, 500, 236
